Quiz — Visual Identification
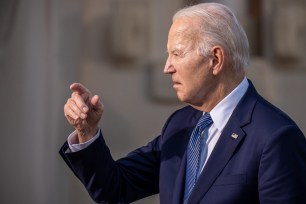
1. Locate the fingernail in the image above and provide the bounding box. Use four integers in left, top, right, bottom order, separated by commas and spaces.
83, 106, 88, 112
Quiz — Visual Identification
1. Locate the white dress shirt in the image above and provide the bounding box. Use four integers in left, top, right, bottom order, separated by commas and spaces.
68, 77, 249, 164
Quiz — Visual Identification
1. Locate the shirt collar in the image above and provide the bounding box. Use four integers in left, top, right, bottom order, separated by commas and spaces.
209, 77, 249, 132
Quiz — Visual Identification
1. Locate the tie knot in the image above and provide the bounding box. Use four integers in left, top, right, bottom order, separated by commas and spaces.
189, 113, 213, 149
197, 113, 213, 132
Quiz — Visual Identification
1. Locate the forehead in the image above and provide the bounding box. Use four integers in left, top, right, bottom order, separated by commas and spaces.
168, 18, 200, 47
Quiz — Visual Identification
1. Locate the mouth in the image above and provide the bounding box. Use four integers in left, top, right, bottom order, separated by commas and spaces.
172, 81, 181, 89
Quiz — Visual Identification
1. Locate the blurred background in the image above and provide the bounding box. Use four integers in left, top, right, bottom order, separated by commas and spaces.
0, 0, 305, 203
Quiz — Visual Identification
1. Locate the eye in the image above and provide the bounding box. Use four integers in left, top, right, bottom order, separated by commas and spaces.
172, 50, 182, 57
169, 49, 184, 58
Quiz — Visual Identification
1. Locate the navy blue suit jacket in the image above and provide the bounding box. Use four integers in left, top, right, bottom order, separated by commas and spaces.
60, 81, 306, 203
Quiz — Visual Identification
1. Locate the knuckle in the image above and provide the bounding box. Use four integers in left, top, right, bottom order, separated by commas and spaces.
64, 100, 72, 110
64, 103, 69, 112
66, 98, 73, 105
64, 107, 71, 116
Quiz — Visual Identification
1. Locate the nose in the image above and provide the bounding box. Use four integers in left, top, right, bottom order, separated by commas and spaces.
163, 57, 175, 74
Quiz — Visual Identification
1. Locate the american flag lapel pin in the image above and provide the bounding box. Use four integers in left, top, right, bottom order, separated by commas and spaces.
231, 133, 239, 139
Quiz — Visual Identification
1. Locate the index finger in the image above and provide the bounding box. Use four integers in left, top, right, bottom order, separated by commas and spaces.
70, 83, 90, 95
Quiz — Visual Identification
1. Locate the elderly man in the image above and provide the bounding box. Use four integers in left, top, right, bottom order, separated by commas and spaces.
60, 3, 306, 204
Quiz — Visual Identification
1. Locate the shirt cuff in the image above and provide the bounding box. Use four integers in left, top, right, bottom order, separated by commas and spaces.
67, 129, 101, 152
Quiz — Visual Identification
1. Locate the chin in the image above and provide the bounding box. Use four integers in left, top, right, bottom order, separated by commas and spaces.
176, 92, 189, 103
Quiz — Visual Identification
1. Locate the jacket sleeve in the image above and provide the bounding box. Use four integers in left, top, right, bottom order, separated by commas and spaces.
59, 130, 161, 204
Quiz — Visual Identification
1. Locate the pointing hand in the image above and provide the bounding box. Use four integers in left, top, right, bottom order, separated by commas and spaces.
64, 83, 104, 143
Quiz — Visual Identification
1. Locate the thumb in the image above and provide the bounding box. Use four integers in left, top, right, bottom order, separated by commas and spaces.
91, 95, 104, 112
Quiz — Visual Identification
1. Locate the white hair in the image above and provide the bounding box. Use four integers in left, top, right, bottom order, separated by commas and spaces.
173, 3, 250, 70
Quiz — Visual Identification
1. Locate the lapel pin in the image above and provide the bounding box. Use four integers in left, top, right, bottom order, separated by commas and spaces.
231, 133, 239, 139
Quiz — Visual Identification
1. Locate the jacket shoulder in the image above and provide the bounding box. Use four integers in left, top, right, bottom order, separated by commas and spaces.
161, 106, 200, 133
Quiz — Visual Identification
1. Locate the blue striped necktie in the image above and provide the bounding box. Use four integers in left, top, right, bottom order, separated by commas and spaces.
183, 113, 213, 204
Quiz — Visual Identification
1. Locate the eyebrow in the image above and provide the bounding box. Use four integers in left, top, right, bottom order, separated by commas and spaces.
167, 48, 183, 55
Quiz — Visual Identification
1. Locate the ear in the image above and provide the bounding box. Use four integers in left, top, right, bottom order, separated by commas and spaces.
210, 46, 224, 76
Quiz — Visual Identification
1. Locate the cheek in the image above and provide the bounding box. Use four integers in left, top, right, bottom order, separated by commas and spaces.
175, 55, 207, 84
187, 70, 210, 95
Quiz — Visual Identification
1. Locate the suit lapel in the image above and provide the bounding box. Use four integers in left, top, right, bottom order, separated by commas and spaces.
187, 81, 259, 204
187, 124, 246, 203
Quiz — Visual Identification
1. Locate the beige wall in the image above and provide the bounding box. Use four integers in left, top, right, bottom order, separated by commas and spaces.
0, 0, 305, 204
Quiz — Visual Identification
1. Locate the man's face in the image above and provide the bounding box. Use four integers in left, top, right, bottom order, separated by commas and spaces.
164, 18, 214, 106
